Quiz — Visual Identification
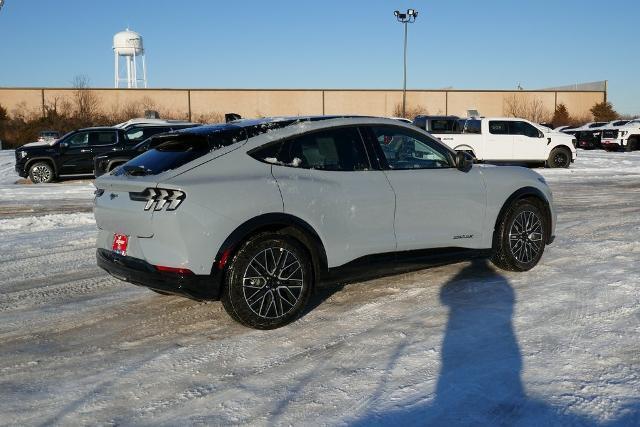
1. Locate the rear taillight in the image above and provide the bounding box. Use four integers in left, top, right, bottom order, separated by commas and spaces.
130, 188, 186, 211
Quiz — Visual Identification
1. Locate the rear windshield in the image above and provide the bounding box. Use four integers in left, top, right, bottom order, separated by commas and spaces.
113, 127, 246, 176
112, 120, 297, 176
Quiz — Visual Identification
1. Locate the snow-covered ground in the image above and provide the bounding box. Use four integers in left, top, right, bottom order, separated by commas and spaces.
0, 149, 639, 426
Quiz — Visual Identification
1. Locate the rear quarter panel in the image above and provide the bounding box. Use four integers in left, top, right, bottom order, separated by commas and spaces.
155, 149, 284, 274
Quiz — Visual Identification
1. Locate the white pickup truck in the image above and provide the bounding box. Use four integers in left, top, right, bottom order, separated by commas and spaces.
600, 119, 640, 151
432, 117, 577, 168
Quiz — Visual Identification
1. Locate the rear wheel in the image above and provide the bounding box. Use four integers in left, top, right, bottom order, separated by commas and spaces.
547, 147, 571, 168
491, 199, 547, 272
221, 233, 313, 329
28, 162, 55, 183
626, 137, 638, 152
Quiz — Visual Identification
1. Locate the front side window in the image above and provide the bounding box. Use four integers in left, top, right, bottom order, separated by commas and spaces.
253, 127, 370, 171
510, 121, 541, 138
89, 131, 117, 146
67, 132, 89, 147
463, 120, 482, 134
370, 126, 452, 170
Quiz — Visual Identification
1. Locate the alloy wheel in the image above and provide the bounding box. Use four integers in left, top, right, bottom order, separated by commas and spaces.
242, 247, 304, 319
553, 152, 568, 167
508, 210, 544, 264
31, 165, 51, 183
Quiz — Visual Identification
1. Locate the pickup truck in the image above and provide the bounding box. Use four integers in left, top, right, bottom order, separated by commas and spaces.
600, 119, 640, 151
431, 117, 577, 168
15, 119, 198, 183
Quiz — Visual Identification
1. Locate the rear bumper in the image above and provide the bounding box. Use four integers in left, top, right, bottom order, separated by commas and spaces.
96, 248, 223, 300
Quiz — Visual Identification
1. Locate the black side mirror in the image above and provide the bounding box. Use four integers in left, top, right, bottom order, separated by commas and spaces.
225, 113, 242, 123
59, 141, 69, 149
455, 151, 473, 172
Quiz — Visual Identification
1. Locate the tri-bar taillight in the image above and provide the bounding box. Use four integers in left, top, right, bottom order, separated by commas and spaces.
129, 188, 186, 211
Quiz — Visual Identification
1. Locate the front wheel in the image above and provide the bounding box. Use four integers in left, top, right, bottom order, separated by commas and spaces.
547, 147, 571, 168
491, 199, 547, 272
221, 233, 313, 329
28, 162, 55, 183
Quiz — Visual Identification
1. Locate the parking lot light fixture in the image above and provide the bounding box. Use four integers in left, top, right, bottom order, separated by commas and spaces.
394, 8, 419, 118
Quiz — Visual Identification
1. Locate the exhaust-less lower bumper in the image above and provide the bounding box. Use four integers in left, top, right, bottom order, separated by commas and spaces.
96, 248, 223, 300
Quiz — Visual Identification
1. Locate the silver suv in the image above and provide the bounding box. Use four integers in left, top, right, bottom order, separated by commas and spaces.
94, 116, 556, 329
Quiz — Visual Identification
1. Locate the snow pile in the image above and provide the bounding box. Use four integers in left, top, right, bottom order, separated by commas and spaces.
0, 213, 95, 233
0, 149, 19, 184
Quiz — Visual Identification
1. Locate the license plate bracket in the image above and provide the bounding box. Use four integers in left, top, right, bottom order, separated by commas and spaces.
112, 233, 129, 256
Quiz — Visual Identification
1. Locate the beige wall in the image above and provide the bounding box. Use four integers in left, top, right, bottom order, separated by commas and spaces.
0, 87, 606, 122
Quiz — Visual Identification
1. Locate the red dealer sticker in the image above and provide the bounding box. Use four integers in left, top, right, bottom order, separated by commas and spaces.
112, 234, 128, 256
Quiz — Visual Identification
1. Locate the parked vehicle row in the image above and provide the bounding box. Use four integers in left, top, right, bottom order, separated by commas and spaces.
556, 119, 640, 151
94, 116, 556, 329
413, 115, 577, 168
14, 119, 199, 183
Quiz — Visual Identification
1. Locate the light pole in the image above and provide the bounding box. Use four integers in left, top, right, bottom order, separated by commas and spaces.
394, 9, 418, 117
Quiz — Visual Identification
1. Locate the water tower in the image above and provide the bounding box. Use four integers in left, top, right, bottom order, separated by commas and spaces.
113, 29, 147, 88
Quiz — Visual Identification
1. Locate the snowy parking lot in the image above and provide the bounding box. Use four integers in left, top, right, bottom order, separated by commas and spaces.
0, 149, 639, 425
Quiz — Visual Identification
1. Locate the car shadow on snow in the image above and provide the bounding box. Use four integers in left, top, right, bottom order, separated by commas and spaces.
349, 259, 637, 426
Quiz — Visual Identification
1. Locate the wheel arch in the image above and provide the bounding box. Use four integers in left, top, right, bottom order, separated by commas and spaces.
25, 157, 58, 176
212, 213, 328, 284
493, 187, 553, 246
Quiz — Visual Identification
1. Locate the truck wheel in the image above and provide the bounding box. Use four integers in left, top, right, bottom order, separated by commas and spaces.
221, 233, 313, 329
491, 199, 547, 272
547, 147, 571, 168
28, 162, 55, 183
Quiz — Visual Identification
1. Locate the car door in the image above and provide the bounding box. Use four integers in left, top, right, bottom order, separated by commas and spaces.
88, 130, 119, 162
264, 126, 397, 268
364, 125, 487, 251
510, 121, 547, 160
484, 120, 514, 160
59, 131, 93, 174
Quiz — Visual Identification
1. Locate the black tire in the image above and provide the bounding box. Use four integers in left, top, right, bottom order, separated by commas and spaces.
491, 199, 547, 272
28, 161, 55, 183
626, 138, 638, 152
221, 233, 313, 329
547, 147, 571, 168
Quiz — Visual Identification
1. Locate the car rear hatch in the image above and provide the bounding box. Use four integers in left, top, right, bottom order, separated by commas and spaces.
94, 174, 159, 237
93, 125, 250, 237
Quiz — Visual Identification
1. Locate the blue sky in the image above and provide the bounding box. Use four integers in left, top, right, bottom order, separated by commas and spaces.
0, 0, 638, 113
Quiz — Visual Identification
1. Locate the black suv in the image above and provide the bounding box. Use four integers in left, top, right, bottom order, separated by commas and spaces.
15, 121, 197, 183
93, 128, 200, 177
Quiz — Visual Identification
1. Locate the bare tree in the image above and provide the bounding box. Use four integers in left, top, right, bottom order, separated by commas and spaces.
71, 75, 100, 123
503, 94, 551, 123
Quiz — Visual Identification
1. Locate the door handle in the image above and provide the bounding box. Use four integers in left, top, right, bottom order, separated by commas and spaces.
80, 149, 91, 153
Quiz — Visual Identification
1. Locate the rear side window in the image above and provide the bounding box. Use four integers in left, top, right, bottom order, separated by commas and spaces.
430, 119, 458, 133
114, 127, 246, 176
251, 127, 370, 171
89, 131, 117, 146
125, 126, 172, 143
489, 121, 509, 135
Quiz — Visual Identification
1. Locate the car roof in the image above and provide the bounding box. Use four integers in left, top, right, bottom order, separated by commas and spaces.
113, 118, 196, 128
76, 126, 120, 132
